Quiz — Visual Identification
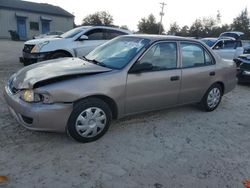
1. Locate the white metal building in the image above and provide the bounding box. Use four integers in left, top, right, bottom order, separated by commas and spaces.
0, 0, 74, 40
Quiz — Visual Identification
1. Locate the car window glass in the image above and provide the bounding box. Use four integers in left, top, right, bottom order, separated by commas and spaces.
205, 51, 213, 65
105, 29, 127, 40
86, 37, 150, 69
138, 42, 177, 71
85, 29, 105, 40
213, 41, 223, 49
223, 41, 236, 49
181, 43, 213, 68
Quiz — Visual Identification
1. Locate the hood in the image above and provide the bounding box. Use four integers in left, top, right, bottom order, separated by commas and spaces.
25, 37, 63, 45
12, 58, 112, 89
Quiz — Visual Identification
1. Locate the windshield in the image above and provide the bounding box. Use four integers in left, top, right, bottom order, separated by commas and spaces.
85, 36, 150, 69
201, 39, 217, 47
60, 27, 85, 38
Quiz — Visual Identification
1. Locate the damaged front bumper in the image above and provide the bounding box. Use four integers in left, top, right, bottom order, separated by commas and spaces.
20, 51, 52, 65
3, 84, 73, 132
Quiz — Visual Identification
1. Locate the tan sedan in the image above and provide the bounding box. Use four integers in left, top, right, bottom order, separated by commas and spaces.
4, 35, 237, 142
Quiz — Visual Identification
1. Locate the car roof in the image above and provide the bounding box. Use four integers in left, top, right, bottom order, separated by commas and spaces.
75, 25, 132, 34
201, 38, 218, 40
124, 34, 201, 43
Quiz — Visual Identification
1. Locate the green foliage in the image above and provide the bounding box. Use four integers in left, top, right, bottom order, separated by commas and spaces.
231, 8, 250, 39
120, 25, 129, 30
167, 22, 180, 35
167, 9, 250, 39
82, 11, 114, 26
137, 14, 164, 34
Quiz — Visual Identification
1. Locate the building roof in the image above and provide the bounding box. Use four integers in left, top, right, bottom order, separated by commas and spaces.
0, 0, 74, 18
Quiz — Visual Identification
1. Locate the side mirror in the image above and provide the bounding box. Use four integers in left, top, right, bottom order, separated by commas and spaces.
79, 35, 88, 41
129, 62, 153, 73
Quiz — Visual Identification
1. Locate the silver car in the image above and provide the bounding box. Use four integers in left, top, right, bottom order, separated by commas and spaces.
4, 35, 237, 142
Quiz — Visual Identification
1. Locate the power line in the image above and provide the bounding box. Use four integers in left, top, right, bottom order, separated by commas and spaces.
159, 2, 166, 34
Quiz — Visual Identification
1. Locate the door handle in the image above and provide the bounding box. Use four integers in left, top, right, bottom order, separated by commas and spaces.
170, 76, 180, 81
209, 71, 216, 76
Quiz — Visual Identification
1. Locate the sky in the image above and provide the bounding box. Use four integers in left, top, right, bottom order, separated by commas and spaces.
26, 0, 250, 31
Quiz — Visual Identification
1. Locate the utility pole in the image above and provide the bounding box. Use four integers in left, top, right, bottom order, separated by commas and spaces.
159, 2, 166, 34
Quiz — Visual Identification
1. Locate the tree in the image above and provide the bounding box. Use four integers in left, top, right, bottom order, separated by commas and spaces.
167, 22, 180, 35
137, 14, 164, 34
120, 25, 129, 30
189, 19, 204, 38
82, 11, 113, 26
231, 8, 250, 39
179, 25, 189, 37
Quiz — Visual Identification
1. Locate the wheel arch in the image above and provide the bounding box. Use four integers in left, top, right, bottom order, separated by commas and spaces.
213, 81, 225, 95
73, 95, 118, 120
51, 49, 73, 57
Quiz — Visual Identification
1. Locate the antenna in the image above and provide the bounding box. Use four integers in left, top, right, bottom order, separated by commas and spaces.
159, 2, 166, 34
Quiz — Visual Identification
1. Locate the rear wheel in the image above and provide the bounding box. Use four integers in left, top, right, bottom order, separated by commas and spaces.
199, 84, 222, 112
67, 98, 112, 143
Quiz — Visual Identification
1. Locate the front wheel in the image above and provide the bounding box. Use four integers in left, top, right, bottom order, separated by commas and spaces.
199, 84, 222, 112
67, 98, 112, 143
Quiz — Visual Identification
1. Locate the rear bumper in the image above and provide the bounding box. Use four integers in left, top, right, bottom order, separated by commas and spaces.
20, 51, 52, 65
3, 85, 73, 132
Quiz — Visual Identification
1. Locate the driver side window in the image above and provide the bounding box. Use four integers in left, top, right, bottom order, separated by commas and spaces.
85, 29, 105, 40
138, 42, 177, 71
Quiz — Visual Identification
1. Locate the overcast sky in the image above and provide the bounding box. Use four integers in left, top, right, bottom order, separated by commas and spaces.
26, 0, 250, 31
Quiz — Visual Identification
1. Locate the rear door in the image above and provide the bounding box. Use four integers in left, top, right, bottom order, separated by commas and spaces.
179, 42, 216, 104
125, 41, 181, 114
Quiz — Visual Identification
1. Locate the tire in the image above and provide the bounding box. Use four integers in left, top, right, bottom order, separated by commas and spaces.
50, 52, 69, 59
67, 98, 112, 143
199, 84, 222, 112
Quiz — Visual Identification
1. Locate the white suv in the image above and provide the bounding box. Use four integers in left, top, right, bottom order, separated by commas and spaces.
20, 26, 132, 65
201, 32, 244, 60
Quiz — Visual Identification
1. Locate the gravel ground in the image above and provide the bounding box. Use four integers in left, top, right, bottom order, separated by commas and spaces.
0, 40, 250, 188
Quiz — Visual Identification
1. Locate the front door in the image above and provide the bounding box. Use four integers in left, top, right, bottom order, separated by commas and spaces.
213, 40, 238, 60
126, 42, 181, 115
179, 42, 216, 104
16, 18, 27, 40
74, 28, 107, 57
42, 21, 50, 34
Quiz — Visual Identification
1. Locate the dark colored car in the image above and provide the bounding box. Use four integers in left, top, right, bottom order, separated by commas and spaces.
234, 54, 250, 83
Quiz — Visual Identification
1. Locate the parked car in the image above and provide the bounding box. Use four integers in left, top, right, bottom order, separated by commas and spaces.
5, 35, 237, 143
20, 26, 132, 65
201, 31, 244, 60
243, 45, 250, 54
33, 31, 64, 39
234, 54, 250, 83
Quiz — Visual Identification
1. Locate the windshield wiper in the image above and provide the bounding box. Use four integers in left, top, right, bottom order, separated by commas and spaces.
81, 56, 90, 61
91, 59, 109, 68
81, 56, 111, 68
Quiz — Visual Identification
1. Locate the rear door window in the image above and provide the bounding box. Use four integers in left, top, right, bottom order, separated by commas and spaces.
181, 42, 214, 68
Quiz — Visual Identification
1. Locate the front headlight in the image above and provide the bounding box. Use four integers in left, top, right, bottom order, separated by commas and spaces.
20, 89, 42, 102
31, 41, 49, 53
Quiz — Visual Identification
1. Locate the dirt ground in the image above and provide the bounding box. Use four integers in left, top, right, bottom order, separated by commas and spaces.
0, 40, 250, 188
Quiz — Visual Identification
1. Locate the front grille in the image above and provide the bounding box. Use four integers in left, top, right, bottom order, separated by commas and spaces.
23, 44, 35, 53
240, 63, 250, 70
